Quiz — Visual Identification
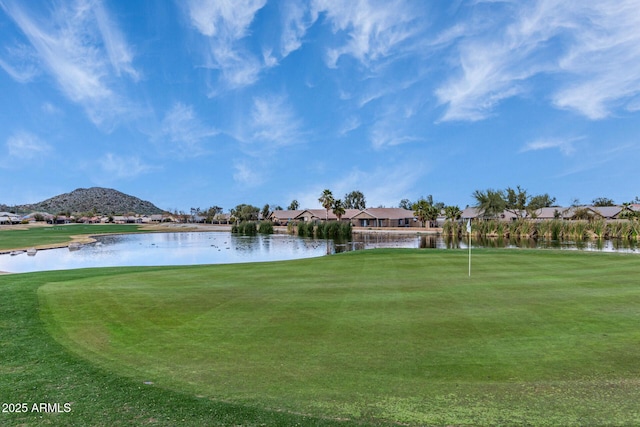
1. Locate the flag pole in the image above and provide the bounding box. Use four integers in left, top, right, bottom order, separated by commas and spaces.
467, 219, 471, 277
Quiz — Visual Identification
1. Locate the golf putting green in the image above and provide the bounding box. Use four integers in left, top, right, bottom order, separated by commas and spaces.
37, 249, 640, 425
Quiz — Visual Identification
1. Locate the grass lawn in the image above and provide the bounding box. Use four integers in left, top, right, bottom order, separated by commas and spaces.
0, 224, 143, 251
3, 248, 640, 425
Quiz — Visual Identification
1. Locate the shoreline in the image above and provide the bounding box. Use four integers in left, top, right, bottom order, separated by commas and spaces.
0, 223, 434, 254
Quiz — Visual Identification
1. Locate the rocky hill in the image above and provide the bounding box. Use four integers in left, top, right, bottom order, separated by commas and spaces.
5, 187, 165, 215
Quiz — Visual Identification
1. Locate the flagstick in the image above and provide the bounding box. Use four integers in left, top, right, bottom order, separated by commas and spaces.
468, 229, 471, 277
467, 220, 471, 277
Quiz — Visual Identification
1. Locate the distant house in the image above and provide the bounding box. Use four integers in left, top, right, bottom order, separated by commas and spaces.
0, 212, 20, 224
113, 215, 142, 224
78, 216, 100, 224
461, 207, 518, 221
351, 208, 418, 228
269, 208, 418, 228
590, 206, 623, 220
270, 210, 303, 225
45, 215, 71, 224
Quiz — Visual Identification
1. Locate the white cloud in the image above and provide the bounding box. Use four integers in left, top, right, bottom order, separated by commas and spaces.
552, 1, 640, 119
0, 0, 141, 127
5, 130, 52, 160
436, 1, 640, 121
369, 103, 423, 149
228, 94, 305, 150
99, 153, 155, 179
294, 163, 425, 209
159, 102, 218, 157
41, 102, 62, 115
338, 116, 361, 136
312, 0, 422, 68
93, 0, 140, 81
0, 43, 39, 82
249, 94, 304, 147
280, 0, 318, 58
184, 0, 267, 90
521, 137, 582, 156
232, 160, 261, 186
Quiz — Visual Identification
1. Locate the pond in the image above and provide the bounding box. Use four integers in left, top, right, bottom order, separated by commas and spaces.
1, 231, 638, 274
0, 232, 333, 274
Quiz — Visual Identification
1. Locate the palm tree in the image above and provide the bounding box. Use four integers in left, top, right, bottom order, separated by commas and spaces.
332, 199, 345, 221
444, 205, 462, 221
318, 189, 334, 221
412, 199, 430, 227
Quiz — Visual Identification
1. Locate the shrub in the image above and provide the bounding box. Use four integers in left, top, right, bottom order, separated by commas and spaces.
258, 221, 274, 234
297, 221, 315, 238
232, 221, 257, 235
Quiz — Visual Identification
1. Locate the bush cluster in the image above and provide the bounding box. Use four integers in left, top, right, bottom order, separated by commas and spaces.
451, 218, 640, 240
293, 221, 352, 239
232, 221, 275, 235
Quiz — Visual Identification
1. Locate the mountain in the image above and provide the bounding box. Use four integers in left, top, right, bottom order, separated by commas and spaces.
7, 187, 165, 215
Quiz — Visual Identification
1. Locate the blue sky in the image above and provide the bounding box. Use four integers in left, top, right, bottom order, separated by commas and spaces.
1, 0, 639, 212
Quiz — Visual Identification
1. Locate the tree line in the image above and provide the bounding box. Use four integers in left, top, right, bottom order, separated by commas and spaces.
180, 187, 639, 226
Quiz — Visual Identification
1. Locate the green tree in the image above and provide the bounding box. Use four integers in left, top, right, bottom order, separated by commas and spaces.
592, 197, 615, 207
528, 193, 556, 212
318, 189, 334, 221
230, 204, 260, 222
332, 199, 346, 221
503, 186, 529, 218
288, 200, 299, 210
261, 204, 271, 220
398, 199, 412, 210
412, 198, 439, 228
205, 205, 223, 223
444, 205, 462, 221
472, 189, 506, 219
344, 190, 366, 210
619, 203, 639, 219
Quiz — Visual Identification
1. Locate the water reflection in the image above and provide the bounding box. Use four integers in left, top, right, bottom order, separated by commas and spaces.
1, 231, 638, 274
0, 232, 332, 274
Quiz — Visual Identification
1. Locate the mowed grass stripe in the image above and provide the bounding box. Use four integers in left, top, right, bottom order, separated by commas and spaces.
33, 249, 640, 425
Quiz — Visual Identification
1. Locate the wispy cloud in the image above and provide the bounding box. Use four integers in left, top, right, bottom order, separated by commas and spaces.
184, 0, 267, 90
279, 0, 319, 58
369, 102, 423, 149
0, 43, 39, 82
0, 0, 141, 127
552, 1, 640, 119
159, 102, 218, 157
521, 136, 582, 156
295, 162, 425, 209
232, 160, 262, 186
5, 130, 52, 161
338, 116, 361, 136
249, 94, 304, 147
229, 94, 305, 152
99, 153, 156, 179
92, 1, 140, 81
555, 142, 639, 178
313, 0, 423, 68
436, 1, 640, 122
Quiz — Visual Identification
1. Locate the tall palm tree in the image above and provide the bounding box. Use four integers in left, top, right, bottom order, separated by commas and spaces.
332, 199, 345, 221
319, 189, 334, 221
444, 205, 462, 221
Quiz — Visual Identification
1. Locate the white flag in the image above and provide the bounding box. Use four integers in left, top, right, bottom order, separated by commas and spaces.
466, 219, 471, 233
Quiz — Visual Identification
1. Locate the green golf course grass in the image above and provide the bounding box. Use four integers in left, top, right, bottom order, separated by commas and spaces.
0, 224, 143, 251
2, 248, 640, 425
